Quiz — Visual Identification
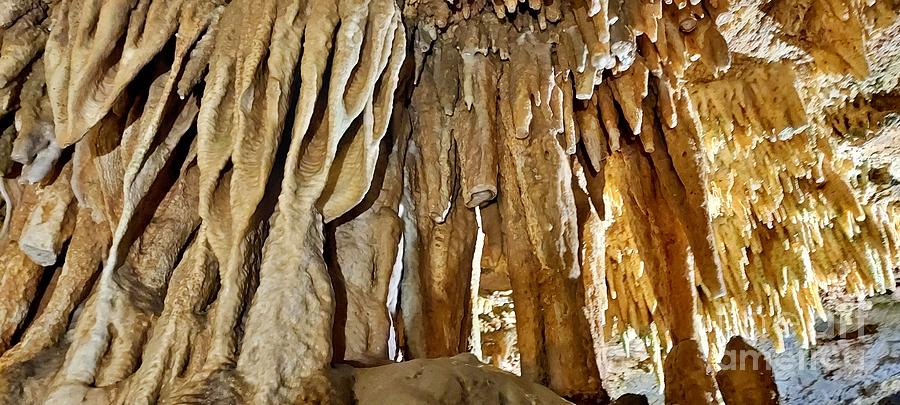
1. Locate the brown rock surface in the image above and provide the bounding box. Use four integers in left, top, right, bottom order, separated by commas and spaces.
0, 0, 896, 403
348, 354, 572, 405
716, 336, 779, 405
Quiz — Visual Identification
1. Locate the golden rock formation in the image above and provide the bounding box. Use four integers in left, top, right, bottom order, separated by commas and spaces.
0, 0, 897, 403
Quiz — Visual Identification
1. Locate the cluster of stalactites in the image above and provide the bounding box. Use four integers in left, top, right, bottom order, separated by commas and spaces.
0, 0, 898, 403
597, 0, 900, 384
405, 0, 733, 100
399, 0, 736, 398
400, 0, 900, 394
601, 7, 900, 384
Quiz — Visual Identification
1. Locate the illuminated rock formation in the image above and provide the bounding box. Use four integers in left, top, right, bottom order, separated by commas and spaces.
0, 0, 897, 403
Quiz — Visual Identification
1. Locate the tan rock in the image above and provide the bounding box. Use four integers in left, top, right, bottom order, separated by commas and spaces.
716, 336, 779, 405
664, 339, 719, 405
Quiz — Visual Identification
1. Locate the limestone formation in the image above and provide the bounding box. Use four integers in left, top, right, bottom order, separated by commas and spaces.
345, 354, 571, 404
716, 336, 779, 405
0, 0, 896, 403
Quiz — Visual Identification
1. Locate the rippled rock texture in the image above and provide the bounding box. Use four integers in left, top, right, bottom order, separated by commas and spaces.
0, 0, 898, 403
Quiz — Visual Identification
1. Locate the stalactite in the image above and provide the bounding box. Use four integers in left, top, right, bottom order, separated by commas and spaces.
410, 190, 478, 358
408, 58, 455, 223
95, 163, 199, 387
455, 52, 499, 208
657, 92, 725, 299
232, 1, 406, 402
0, 208, 107, 369
0, 185, 41, 353
116, 238, 216, 404
18, 163, 75, 267
496, 50, 605, 401
13, 60, 58, 184
44, 0, 216, 147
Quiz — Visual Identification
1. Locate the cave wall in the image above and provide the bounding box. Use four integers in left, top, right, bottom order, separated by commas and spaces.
0, 0, 897, 403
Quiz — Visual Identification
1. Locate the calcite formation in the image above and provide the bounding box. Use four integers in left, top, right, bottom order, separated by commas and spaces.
0, 0, 897, 403
715, 336, 779, 404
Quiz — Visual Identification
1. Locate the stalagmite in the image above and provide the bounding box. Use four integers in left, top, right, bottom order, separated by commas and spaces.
407, 191, 478, 358
716, 336, 779, 405
331, 134, 405, 365
348, 354, 571, 404
663, 339, 719, 404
